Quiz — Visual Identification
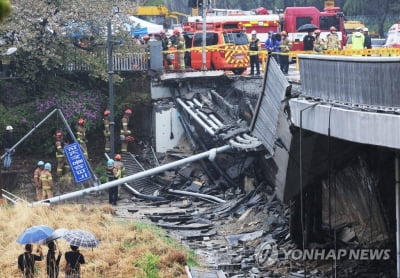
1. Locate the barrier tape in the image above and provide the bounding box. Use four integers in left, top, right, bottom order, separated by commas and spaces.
162, 46, 400, 57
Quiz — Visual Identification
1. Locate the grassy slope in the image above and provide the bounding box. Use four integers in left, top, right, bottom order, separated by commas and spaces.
0, 203, 192, 277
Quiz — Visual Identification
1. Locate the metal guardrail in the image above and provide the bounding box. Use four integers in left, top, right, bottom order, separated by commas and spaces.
64, 46, 400, 73
64, 50, 149, 72
298, 54, 400, 108
2, 189, 25, 204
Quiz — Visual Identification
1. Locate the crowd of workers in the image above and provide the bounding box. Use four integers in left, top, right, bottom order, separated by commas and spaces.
0, 107, 133, 205
135, 24, 369, 76
18, 242, 85, 278
248, 25, 373, 75
130, 29, 187, 70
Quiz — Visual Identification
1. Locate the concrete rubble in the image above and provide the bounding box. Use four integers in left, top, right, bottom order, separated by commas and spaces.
113, 67, 396, 277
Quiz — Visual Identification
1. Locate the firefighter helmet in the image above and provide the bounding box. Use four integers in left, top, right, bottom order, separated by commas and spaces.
55, 131, 62, 138
124, 109, 132, 115
173, 29, 180, 35
115, 154, 121, 161
330, 26, 337, 31
107, 159, 114, 167
104, 110, 110, 116
281, 31, 287, 36
37, 161, 44, 166
78, 118, 85, 125
44, 163, 51, 170
6, 125, 13, 131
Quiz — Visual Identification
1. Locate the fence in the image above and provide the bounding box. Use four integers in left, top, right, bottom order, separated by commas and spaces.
64, 48, 149, 72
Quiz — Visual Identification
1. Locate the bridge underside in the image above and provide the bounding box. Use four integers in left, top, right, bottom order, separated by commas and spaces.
290, 98, 400, 149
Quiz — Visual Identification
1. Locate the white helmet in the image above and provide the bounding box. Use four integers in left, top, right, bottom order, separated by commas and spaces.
6, 125, 13, 131
363, 27, 368, 32
251, 30, 257, 35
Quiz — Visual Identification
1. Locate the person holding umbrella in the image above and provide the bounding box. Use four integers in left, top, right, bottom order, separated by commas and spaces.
64, 245, 85, 278
303, 30, 315, 51
46, 241, 62, 278
18, 243, 43, 278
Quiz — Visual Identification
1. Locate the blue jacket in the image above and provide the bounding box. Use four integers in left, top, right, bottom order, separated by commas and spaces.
265, 38, 280, 53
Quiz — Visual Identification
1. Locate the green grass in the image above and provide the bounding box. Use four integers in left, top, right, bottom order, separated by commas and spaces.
136, 252, 161, 278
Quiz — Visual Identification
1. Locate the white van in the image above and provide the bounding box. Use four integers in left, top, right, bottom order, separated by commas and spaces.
384, 23, 400, 48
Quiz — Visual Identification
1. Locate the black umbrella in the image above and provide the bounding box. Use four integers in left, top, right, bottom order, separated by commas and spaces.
297, 23, 319, 32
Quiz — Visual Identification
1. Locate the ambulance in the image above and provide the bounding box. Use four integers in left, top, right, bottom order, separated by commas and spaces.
183, 21, 250, 74
384, 23, 400, 48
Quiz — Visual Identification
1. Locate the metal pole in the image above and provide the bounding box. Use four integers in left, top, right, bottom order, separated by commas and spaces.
395, 154, 400, 278
201, 1, 207, 70
176, 98, 215, 135
33, 145, 231, 205
107, 20, 115, 158
57, 109, 77, 143
168, 188, 225, 203
299, 102, 318, 278
1, 109, 58, 159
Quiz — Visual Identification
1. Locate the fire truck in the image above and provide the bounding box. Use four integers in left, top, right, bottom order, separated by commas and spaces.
282, 6, 347, 51
182, 21, 250, 74
187, 10, 280, 47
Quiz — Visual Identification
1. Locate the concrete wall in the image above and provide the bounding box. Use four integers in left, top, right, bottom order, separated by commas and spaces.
153, 105, 184, 153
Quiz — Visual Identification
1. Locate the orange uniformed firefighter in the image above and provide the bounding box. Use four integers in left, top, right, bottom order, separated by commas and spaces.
114, 154, 126, 177
177, 34, 186, 70
33, 160, 44, 201
40, 163, 54, 199
55, 131, 69, 177
103, 110, 111, 153
76, 118, 88, 158
120, 109, 133, 153
114, 154, 126, 198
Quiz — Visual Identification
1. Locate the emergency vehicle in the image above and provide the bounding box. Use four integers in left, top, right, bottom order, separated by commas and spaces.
187, 12, 280, 47
282, 6, 347, 51
182, 21, 250, 74
384, 23, 400, 48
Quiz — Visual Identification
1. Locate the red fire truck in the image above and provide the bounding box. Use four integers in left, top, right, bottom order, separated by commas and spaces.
187, 12, 280, 47
282, 6, 347, 51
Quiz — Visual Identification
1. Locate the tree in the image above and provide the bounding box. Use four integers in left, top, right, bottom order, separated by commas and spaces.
0, 0, 136, 87
344, 0, 398, 37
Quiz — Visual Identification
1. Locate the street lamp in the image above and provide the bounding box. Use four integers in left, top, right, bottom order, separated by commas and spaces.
107, 6, 120, 158
201, 0, 208, 70
107, 21, 115, 158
